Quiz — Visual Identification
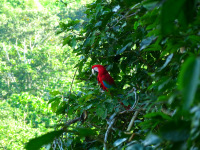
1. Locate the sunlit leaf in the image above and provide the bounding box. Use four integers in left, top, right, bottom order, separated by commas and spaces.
50, 97, 61, 112
50, 90, 61, 96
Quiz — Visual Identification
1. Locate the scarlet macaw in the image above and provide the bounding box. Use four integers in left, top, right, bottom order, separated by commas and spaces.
92, 64, 130, 109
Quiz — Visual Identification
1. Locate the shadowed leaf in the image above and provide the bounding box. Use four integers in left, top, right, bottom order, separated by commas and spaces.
25, 130, 64, 150
178, 56, 200, 110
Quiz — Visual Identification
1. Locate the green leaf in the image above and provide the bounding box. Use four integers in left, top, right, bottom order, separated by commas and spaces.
144, 112, 172, 120
178, 56, 200, 110
190, 105, 200, 139
50, 97, 61, 112
95, 4, 102, 18
71, 36, 77, 48
160, 120, 190, 142
140, 112, 172, 131
140, 36, 156, 51
48, 96, 61, 104
95, 21, 102, 27
125, 143, 153, 150
59, 22, 68, 31
161, 0, 186, 35
50, 90, 61, 96
143, 133, 162, 146
142, 1, 159, 10
63, 35, 73, 46
72, 127, 98, 137
188, 35, 200, 43
148, 76, 172, 92
113, 138, 127, 147
116, 42, 132, 55
139, 120, 160, 130
96, 106, 107, 119
25, 130, 64, 150
143, 43, 161, 51
178, 0, 196, 26
56, 102, 67, 115
157, 54, 173, 72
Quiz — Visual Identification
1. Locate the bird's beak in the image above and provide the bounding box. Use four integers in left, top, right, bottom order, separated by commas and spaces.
92, 67, 98, 75
92, 69, 95, 75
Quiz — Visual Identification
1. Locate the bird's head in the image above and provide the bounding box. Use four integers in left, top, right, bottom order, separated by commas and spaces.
92, 65, 107, 75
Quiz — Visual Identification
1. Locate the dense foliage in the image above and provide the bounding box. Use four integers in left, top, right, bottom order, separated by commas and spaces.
0, 0, 79, 98
2, 0, 200, 149
26, 0, 200, 150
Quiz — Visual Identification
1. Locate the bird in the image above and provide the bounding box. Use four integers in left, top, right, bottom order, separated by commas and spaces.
92, 64, 130, 109
92, 64, 116, 91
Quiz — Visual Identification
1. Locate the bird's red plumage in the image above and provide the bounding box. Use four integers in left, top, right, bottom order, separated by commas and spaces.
92, 65, 115, 90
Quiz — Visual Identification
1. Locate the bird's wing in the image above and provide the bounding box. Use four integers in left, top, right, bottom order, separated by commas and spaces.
102, 73, 116, 89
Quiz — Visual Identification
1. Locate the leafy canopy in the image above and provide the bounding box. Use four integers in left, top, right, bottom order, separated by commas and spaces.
26, 0, 200, 149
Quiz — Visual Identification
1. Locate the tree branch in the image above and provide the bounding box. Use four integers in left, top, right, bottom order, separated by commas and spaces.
104, 112, 118, 150
126, 110, 140, 132
64, 117, 81, 127
66, 68, 78, 115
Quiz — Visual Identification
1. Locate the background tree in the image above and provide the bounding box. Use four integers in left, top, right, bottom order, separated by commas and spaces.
0, 0, 87, 149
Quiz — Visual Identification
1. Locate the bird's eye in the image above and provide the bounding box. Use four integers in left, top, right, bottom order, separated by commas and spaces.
92, 67, 98, 74
93, 67, 99, 72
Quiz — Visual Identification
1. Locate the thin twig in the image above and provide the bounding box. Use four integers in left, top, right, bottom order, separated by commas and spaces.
69, 68, 78, 97
111, 9, 140, 28
67, 68, 78, 115
126, 110, 140, 132
129, 87, 138, 111
128, 133, 136, 142
111, 3, 141, 28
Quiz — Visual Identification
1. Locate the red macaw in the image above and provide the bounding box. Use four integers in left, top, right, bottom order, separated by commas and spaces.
92, 64, 130, 109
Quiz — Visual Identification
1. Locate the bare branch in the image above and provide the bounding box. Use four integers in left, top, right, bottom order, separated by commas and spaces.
104, 118, 116, 150
64, 117, 81, 127
111, 3, 141, 29
104, 112, 118, 150
126, 110, 140, 132
66, 68, 78, 115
